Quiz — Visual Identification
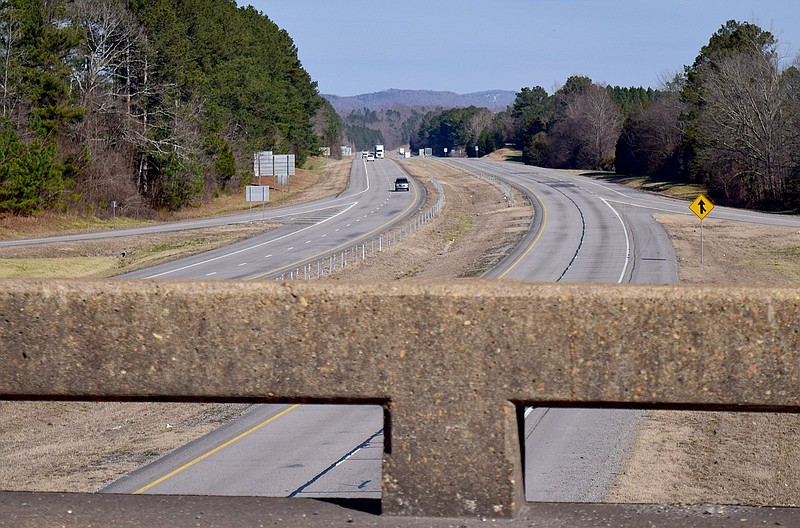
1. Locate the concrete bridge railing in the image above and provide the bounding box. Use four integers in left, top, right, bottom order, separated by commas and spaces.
1, 279, 798, 523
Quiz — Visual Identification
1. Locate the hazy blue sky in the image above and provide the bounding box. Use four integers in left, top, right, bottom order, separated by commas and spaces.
247, 1, 800, 96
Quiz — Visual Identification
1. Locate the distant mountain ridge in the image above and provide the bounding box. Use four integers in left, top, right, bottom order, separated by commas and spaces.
323, 88, 516, 113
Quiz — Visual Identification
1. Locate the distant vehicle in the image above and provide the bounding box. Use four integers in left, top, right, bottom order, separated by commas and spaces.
394, 177, 409, 191
366, 154, 375, 161
375, 144, 385, 159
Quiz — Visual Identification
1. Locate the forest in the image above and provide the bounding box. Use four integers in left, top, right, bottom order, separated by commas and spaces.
3, 10, 798, 217
411, 21, 800, 210
0, 0, 342, 217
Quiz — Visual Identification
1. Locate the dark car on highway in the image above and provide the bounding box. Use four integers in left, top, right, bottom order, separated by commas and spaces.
394, 177, 410, 191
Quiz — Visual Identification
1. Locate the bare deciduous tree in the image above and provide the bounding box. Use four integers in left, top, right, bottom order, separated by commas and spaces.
617, 91, 687, 177
67, 0, 150, 209
700, 49, 797, 206
560, 84, 622, 169
0, 2, 23, 120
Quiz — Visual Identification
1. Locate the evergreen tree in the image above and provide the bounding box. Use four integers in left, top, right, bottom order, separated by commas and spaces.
0, 120, 63, 215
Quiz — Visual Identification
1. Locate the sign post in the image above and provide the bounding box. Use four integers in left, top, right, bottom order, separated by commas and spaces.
246, 185, 270, 222
689, 194, 714, 264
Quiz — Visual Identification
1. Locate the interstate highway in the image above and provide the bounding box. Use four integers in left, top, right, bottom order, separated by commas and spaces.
118, 157, 423, 280
103, 157, 420, 499
102, 157, 800, 502
446, 157, 800, 501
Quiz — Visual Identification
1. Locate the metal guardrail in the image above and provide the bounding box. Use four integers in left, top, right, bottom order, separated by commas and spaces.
278, 179, 445, 280
2, 280, 799, 524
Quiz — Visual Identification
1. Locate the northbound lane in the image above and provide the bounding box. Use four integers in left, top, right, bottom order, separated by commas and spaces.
446, 157, 800, 503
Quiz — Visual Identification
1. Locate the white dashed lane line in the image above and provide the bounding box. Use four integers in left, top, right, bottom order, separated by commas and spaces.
238, 263, 247, 267
206, 272, 217, 277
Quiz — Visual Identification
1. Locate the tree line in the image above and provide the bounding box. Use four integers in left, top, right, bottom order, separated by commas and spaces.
412, 21, 800, 210
0, 0, 342, 216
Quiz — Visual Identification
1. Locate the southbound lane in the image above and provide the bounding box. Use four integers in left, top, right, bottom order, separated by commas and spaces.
119, 158, 423, 280
102, 157, 420, 498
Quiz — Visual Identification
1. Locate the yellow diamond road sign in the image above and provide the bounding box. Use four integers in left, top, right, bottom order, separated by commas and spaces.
689, 194, 714, 220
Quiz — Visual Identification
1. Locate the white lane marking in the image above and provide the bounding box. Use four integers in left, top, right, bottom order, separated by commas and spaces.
238, 262, 247, 267
600, 197, 631, 284
287, 247, 294, 251
305, 240, 311, 244
265, 254, 272, 258
143, 202, 358, 278
605, 197, 799, 226
578, 177, 632, 198
346, 224, 351, 227
524, 407, 533, 419
605, 198, 694, 216
321, 234, 327, 238
206, 272, 217, 277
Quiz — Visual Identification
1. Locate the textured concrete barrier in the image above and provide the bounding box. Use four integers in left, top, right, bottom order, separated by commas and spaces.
1, 279, 799, 519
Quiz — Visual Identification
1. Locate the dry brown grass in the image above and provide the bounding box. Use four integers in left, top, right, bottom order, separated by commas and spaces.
3, 158, 800, 506
608, 214, 800, 507
0, 157, 351, 241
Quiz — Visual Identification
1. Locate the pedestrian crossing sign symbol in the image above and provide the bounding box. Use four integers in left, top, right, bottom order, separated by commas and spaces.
689, 194, 714, 220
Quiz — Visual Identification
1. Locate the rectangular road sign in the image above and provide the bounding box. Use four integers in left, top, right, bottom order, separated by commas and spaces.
689, 194, 714, 220
273, 154, 295, 177
246, 185, 269, 202
253, 151, 273, 177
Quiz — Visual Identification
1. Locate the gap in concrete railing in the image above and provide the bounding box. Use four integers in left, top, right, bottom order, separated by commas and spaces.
0, 401, 384, 508
521, 406, 800, 506
5, 400, 799, 514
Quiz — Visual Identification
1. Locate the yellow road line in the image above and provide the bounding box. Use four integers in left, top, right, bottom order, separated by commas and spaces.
497, 189, 547, 279
133, 403, 301, 494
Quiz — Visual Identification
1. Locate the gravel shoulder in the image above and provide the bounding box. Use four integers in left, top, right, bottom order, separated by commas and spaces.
2, 160, 800, 507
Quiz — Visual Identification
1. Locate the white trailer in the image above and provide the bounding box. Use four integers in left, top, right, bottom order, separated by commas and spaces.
375, 144, 385, 159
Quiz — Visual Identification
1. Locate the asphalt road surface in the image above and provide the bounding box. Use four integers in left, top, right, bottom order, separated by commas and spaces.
102, 404, 383, 498
446, 158, 800, 502
120, 158, 423, 280
98, 157, 800, 503
102, 157, 417, 498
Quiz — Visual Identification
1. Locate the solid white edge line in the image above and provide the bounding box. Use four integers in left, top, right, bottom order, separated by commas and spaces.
600, 197, 630, 284
143, 202, 358, 278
